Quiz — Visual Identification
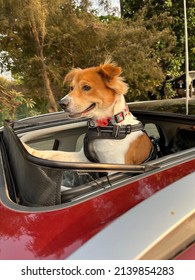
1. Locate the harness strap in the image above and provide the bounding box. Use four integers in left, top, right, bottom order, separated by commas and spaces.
144, 137, 160, 163
87, 122, 144, 138
83, 122, 144, 162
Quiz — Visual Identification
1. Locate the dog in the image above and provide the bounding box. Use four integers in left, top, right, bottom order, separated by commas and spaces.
23, 61, 154, 165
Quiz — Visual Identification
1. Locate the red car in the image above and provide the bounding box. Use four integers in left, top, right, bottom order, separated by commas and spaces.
0, 107, 195, 259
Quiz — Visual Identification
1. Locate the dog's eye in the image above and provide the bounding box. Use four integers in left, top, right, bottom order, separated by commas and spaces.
82, 85, 91, 91
70, 86, 74, 91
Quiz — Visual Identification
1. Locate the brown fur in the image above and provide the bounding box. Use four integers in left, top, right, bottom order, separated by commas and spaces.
125, 134, 153, 164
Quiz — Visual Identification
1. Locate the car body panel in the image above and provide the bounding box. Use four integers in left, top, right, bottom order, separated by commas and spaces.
175, 243, 195, 260
0, 109, 194, 260
67, 172, 195, 260
0, 157, 194, 259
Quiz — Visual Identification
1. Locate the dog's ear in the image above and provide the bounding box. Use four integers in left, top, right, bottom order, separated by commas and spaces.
98, 63, 129, 95
98, 64, 122, 82
64, 68, 80, 84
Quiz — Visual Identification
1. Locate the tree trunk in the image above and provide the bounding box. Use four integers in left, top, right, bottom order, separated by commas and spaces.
120, 0, 124, 17
41, 58, 58, 112
28, 12, 58, 112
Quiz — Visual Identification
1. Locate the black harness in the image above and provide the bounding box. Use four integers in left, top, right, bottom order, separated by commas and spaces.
83, 121, 159, 163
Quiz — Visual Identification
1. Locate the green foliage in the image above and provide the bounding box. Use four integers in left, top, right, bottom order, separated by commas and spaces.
101, 10, 176, 100
0, 77, 36, 125
121, 0, 195, 73
0, 0, 185, 117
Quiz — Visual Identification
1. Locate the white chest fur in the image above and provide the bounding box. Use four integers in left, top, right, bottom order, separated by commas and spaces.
92, 130, 144, 164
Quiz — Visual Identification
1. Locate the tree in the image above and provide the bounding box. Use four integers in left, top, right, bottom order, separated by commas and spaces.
103, 12, 176, 100
68, 1, 176, 100
0, 77, 35, 125
120, 0, 149, 18
120, 0, 195, 74
0, 0, 63, 112
0, 0, 111, 111
0, 0, 176, 110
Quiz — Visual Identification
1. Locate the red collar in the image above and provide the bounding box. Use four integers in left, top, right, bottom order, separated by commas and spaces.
88, 104, 129, 127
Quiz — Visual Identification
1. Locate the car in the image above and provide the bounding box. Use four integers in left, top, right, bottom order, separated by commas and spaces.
0, 103, 195, 260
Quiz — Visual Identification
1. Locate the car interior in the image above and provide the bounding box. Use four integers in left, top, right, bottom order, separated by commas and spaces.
1, 110, 195, 208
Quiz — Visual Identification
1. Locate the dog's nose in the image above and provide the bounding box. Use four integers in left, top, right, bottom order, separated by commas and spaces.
59, 97, 69, 111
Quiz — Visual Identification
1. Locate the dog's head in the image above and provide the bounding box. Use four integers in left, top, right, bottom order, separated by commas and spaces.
59, 62, 129, 119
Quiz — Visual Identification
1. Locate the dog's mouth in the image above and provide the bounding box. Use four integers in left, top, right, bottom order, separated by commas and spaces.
69, 103, 96, 118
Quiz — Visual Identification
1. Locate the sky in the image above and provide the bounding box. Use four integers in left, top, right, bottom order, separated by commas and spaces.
92, 0, 121, 15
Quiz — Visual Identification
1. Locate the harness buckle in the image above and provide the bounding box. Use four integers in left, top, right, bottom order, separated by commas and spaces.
125, 125, 131, 134
87, 120, 96, 128
114, 112, 125, 123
